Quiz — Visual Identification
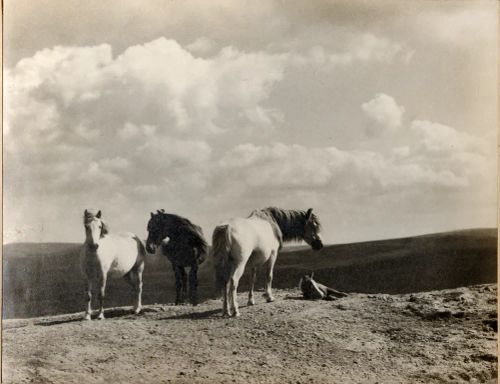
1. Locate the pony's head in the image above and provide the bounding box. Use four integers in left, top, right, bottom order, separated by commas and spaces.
83, 209, 108, 250
146, 210, 168, 253
302, 208, 323, 251
255, 207, 324, 250
299, 272, 325, 300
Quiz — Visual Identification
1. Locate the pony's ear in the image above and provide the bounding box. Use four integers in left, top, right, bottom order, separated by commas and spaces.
84, 209, 88, 215
151, 212, 155, 218
96, 210, 102, 218
157, 209, 162, 214
160, 209, 165, 213
305, 208, 313, 220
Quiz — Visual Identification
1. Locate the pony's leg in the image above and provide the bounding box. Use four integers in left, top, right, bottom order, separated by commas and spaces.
263, 251, 278, 303
173, 265, 184, 305
123, 271, 136, 311
229, 265, 246, 317
84, 280, 92, 320
181, 267, 188, 299
124, 262, 144, 315
134, 262, 144, 314
188, 264, 198, 306
222, 281, 231, 317
247, 267, 257, 306
97, 274, 107, 320
125, 265, 144, 314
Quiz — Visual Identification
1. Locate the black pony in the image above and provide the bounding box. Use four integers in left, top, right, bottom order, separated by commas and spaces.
146, 210, 208, 305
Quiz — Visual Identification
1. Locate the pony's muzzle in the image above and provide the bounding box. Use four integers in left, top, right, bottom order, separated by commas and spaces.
87, 243, 99, 251
311, 239, 323, 251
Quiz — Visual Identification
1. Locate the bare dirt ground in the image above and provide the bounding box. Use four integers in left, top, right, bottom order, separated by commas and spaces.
2, 284, 497, 384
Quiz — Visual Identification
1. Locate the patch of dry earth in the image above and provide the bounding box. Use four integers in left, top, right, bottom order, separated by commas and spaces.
2, 285, 497, 383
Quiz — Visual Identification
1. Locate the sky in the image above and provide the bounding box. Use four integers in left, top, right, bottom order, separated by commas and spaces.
4, 0, 498, 245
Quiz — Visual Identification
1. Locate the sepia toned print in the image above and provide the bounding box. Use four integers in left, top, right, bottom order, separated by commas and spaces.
3, 1, 497, 383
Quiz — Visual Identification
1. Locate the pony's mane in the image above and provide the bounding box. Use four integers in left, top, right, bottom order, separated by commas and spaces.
155, 212, 207, 248
250, 207, 321, 243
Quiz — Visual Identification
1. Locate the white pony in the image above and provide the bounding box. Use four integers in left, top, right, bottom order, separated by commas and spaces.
81, 209, 146, 320
213, 207, 323, 317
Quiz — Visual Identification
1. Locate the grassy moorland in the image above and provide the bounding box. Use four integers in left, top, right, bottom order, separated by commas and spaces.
3, 228, 497, 319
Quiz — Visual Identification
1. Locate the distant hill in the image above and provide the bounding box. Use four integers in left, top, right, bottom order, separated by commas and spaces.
265, 228, 497, 294
3, 242, 81, 258
3, 228, 497, 319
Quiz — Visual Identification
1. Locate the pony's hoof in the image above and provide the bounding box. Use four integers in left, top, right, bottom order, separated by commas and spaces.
266, 296, 275, 303
97, 313, 105, 320
222, 312, 231, 318
232, 311, 241, 317
134, 307, 142, 315
83, 314, 91, 321
247, 299, 255, 306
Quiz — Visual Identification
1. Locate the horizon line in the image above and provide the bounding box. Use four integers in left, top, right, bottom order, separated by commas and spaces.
3, 227, 497, 248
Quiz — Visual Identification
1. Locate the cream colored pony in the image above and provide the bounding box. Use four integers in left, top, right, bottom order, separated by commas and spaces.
81, 209, 146, 320
213, 207, 323, 317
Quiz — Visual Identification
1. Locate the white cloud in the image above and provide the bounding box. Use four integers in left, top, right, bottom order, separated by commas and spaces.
136, 136, 212, 167
107, 38, 286, 133
6, 37, 287, 153
350, 33, 411, 63
4, 37, 286, 212
99, 157, 130, 170
292, 33, 414, 68
4, 3, 497, 244
80, 162, 122, 187
416, 8, 497, 47
218, 141, 473, 195
362, 93, 405, 131
186, 37, 216, 54
74, 123, 100, 141
392, 146, 410, 158
410, 120, 487, 153
118, 122, 157, 140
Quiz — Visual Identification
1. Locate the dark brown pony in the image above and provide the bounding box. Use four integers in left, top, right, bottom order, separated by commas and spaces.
146, 210, 208, 305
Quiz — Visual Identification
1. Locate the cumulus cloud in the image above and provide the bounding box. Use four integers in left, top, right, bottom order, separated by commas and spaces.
348, 33, 413, 64
291, 33, 414, 68
4, 37, 289, 207
407, 119, 494, 187
6, 38, 286, 150
362, 93, 405, 131
136, 136, 212, 168
214, 108, 494, 201
4, 5, 496, 244
415, 8, 497, 47
217, 140, 475, 196
186, 37, 216, 54
118, 122, 157, 140
410, 120, 487, 153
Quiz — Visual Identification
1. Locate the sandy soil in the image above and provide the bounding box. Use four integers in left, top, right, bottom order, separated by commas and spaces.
2, 284, 497, 384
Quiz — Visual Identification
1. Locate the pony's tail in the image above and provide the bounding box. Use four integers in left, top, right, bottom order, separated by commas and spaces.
212, 224, 232, 293
196, 240, 209, 265
133, 235, 147, 258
